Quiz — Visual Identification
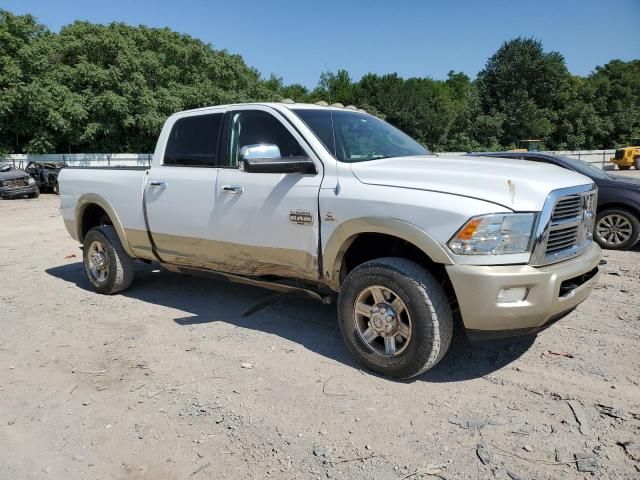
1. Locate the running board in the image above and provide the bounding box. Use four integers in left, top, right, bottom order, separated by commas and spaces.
160, 263, 332, 304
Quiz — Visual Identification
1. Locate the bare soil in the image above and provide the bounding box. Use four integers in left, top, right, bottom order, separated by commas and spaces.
1, 185, 639, 480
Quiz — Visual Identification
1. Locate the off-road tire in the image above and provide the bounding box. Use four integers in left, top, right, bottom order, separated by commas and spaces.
634, 158, 640, 170
618, 165, 631, 171
594, 208, 640, 250
83, 226, 135, 294
337, 257, 453, 379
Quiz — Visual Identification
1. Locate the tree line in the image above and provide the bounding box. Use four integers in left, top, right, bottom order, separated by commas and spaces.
1, 9, 638, 154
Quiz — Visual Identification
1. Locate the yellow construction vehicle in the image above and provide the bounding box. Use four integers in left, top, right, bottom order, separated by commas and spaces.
610, 138, 640, 170
512, 139, 543, 152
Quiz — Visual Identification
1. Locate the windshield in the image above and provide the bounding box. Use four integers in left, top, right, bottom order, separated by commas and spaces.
292, 108, 430, 162
557, 156, 613, 180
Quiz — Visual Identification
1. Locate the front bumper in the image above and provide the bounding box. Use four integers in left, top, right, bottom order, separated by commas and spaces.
0, 184, 39, 198
446, 242, 601, 340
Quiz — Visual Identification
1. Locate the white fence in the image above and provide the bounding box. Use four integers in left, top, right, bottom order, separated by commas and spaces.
0, 153, 152, 169
0, 150, 616, 169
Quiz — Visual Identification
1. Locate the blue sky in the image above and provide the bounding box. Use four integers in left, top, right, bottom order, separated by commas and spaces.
4, 0, 639, 88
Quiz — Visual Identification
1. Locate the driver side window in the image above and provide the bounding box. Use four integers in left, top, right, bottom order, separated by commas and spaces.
227, 110, 305, 167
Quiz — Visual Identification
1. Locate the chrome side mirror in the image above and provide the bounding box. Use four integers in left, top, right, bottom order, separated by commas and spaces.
238, 143, 316, 174
239, 144, 281, 162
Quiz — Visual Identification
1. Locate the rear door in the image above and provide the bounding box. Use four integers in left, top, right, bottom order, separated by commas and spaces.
145, 109, 225, 266
213, 106, 323, 280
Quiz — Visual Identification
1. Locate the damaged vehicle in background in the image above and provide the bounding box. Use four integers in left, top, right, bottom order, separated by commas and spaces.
0, 163, 39, 199
24, 160, 65, 194
24, 162, 66, 194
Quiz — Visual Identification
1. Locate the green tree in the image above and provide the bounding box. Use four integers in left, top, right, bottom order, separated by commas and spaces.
584, 59, 640, 148
476, 37, 573, 148
0, 11, 278, 153
0, 10, 53, 152
1, 9, 638, 154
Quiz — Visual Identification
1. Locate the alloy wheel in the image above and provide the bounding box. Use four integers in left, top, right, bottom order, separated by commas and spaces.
353, 285, 412, 356
596, 214, 633, 247
87, 240, 109, 282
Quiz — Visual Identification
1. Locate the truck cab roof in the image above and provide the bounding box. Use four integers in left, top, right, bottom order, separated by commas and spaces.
170, 102, 370, 117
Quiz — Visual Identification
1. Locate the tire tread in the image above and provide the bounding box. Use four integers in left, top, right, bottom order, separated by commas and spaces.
83, 226, 135, 294
338, 257, 453, 379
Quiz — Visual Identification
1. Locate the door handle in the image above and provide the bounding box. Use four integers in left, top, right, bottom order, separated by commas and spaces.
222, 185, 244, 194
149, 181, 167, 188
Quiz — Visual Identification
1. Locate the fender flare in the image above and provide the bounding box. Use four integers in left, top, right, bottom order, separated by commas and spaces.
75, 193, 136, 258
322, 216, 453, 290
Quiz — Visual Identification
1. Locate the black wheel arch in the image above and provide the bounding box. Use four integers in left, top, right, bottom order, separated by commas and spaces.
597, 202, 640, 220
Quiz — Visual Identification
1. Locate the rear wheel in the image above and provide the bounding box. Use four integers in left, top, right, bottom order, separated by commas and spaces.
337, 257, 453, 379
595, 208, 640, 250
634, 159, 640, 170
618, 165, 631, 171
83, 226, 135, 294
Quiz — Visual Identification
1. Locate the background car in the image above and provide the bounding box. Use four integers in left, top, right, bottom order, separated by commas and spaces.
0, 163, 40, 199
470, 152, 640, 250
24, 160, 65, 194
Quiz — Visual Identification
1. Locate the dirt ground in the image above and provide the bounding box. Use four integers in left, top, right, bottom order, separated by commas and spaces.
1, 182, 639, 480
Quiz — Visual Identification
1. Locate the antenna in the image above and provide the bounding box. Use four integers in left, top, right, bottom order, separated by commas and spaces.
324, 66, 340, 194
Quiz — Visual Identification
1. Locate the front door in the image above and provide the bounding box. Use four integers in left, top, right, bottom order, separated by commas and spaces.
214, 106, 323, 280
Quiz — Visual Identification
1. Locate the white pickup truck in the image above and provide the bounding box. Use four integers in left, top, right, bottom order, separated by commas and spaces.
59, 102, 601, 378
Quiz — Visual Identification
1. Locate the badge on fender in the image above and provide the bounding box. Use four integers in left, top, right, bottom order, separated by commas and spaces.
289, 210, 313, 226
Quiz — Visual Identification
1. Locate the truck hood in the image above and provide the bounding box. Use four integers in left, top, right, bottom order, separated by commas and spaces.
350, 155, 594, 211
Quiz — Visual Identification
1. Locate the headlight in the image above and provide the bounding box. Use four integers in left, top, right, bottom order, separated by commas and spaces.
448, 213, 536, 255
28, 177, 36, 184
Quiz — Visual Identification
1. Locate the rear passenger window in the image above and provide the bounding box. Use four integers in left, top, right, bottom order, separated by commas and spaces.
164, 113, 223, 167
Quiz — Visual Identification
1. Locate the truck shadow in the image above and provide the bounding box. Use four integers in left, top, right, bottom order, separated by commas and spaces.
46, 262, 534, 383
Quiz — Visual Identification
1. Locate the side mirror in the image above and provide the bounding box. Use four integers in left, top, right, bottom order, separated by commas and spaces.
239, 144, 282, 163
239, 144, 316, 174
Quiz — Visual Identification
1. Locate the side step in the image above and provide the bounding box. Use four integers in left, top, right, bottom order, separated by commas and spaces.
160, 263, 333, 304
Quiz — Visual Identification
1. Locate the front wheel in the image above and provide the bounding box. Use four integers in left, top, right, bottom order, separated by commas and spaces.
337, 257, 453, 379
83, 226, 135, 294
594, 208, 640, 250
618, 165, 631, 171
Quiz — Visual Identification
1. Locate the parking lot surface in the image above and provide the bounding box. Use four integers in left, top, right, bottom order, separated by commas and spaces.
1, 190, 639, 479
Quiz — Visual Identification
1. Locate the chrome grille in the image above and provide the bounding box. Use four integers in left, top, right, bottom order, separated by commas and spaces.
530, 186, 597, 266
551, 196, 582, 221
546, 225, 579, 253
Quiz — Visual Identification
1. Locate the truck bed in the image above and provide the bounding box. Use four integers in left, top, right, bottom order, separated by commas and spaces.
58, 167, 151, 256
